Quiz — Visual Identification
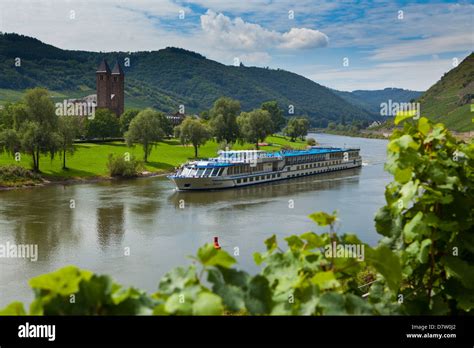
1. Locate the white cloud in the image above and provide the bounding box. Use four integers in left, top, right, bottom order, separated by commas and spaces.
200, 10, 328, 51
280, 28, 328, 49
200, 10, 279, 50
370, 33, 473, 61
0, 0, 207, 53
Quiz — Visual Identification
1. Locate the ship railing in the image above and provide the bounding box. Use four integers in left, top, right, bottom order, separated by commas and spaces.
215, 155, 282, 163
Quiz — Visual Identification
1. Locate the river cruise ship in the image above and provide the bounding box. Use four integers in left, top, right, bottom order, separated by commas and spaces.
168, 146, 362, 191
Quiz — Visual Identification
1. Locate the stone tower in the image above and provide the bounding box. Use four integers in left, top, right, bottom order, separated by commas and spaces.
96, 59, 111, 109
110, 62, 125, 117
96, 59, 124, 117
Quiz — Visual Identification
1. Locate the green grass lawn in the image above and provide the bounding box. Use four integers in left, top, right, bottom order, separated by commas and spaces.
0, 135, 306, 180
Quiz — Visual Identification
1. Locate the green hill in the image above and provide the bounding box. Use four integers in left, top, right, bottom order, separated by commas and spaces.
0, 32, 376, 124
334, 88, 423, 114
418, 53, 474, 131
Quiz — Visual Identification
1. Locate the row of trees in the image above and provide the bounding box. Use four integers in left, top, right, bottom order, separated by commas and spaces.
109, 97, 310, 160
0, 89, 312, 171
199, 97, 309, 149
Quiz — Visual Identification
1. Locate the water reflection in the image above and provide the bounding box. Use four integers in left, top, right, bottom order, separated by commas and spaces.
97, 204, 125, 249
168, 167, 362, 207
0, 185, 80, 261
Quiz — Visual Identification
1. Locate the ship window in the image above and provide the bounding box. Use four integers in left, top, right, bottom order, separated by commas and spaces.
277, 173, 281, 177
196, 168, 205, 177
260, 175, 264, 180
243, 178, 248, 183
266, 175, 270, 179
287, 167, 291, 171
250, 177, 254, 182
237, 179, 241, 184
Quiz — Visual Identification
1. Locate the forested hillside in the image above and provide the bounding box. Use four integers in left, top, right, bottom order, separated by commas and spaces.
417, 53, 473, 131
334, 88, 423, 115
0, 33, 375, 124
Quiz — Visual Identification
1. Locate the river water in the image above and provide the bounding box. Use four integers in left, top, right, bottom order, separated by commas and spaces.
0, 133, 390, 306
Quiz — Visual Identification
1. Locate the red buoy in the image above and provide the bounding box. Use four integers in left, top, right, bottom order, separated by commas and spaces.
214, 237, 221, 249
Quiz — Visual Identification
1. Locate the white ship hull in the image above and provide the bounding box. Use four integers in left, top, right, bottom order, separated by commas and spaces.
170, 159, 362, 191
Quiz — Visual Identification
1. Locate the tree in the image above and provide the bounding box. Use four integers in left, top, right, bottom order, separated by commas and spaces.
58, 116, 81, 169
0, 88, 61, 172
174, 117, 211, 158
209, 97, 240, 145
0, 103, 15, 130
0, 128, 20, 157
284, 117, 309, 141
156, 112, 173, 137
19, 121, 61, 172
340, 115, 346, 126
261, 101, 285, 134
306, 137, 317, 146
296, 117, 310, 140
284, 117, 298, 141
199, 110, 210, 121
237, 109, 273, 150
125, 108, 165, 162
119, 109, 140, 135
86, 109, 120, 140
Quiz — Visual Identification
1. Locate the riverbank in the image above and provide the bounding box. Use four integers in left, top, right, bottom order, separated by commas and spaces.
314, 128, 389, 139
0, 168, 167, 191
0, 135, 306, 189
315, 128, 474, 141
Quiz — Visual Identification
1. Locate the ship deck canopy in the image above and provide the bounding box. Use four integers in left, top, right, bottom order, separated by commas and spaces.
189, 147, 359, 168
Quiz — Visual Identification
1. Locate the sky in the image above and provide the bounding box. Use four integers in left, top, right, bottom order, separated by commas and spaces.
0, 0, 472, 91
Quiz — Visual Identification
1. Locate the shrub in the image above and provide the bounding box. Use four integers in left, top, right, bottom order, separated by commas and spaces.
0, 165, 42, 187
106, 154, 143, 177
306, 137, 317, 146
281, 144, 295, 151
